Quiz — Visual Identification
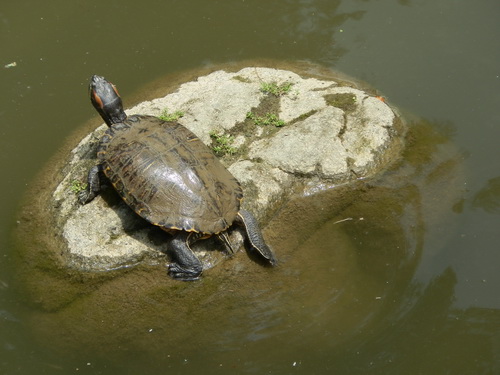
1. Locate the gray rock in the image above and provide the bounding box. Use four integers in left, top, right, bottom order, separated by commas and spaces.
54, 67, 405, 272
249, 106, 349, 179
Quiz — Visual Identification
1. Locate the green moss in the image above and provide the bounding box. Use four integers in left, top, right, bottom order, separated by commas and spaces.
232, 75, 251, 83
296, 110, 317, 122
158, 108, 184, 122
324, 93, 358, 112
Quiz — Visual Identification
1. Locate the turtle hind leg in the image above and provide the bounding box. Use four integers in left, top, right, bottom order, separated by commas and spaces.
167, 231, 203, 281
236, 210, 277, 266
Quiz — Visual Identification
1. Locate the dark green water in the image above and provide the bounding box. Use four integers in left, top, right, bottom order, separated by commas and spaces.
2, 0, 500, 374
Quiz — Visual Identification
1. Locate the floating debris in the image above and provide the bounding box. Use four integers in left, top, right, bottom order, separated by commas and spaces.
4, 62, 17, 69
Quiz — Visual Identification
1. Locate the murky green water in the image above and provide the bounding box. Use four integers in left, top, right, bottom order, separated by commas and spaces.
2, 0, 500, 374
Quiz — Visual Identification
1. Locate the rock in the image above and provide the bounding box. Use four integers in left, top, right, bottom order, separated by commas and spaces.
53, 67, 405, 272
249, 107, 348, 178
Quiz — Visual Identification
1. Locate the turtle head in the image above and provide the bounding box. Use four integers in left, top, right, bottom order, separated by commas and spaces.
89, 75, 127, 126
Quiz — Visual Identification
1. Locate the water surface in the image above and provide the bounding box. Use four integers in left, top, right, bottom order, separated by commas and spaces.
2, 0, 499, 374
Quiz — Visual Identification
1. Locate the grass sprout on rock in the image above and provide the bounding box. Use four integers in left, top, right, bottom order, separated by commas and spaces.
159, 108, 185, 121
246, 112, 285, 127
209, 131, 237, 156
260, 81, 293, 97
70, 180, 87, 195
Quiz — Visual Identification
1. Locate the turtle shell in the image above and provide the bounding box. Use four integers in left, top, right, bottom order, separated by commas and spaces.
97, 114, 243, 234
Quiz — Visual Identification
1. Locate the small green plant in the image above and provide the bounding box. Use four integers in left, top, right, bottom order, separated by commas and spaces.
158, 108, 184, 121
70, 180, 87, 194
209, 131, 237, 156
260, 81, 293, 97
246, 112, 285, 127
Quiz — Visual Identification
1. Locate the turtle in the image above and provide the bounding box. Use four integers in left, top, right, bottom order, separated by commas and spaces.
78, 75, 277, 281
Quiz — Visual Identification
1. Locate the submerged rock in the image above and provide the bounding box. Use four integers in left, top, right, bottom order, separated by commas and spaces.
51, 67, 404, 272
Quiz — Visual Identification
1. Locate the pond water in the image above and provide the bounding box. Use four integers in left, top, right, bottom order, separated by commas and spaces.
2, 0, 500, 374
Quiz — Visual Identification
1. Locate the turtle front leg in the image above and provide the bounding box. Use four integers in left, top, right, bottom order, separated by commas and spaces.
167, 231, 203, 281
236, 210, 277, 266
78, 165, 102, 204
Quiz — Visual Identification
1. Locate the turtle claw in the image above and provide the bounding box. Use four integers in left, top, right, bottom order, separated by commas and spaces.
78, 190, 93, 205
167, 263, 202, 281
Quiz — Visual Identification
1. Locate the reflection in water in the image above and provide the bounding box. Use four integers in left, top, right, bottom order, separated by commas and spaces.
472, 176, 500, 214
280, 0, 366, 64
325, 268, 500, 374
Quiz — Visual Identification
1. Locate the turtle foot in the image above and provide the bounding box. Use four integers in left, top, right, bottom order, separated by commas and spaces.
167, 263, 202, 281
78, 190, 94, 205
